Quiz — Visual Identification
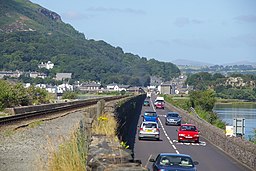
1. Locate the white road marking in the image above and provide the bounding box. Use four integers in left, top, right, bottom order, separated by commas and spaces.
173, 140, 206, 146
151, 99, 180, 154
144, 154, 152, 168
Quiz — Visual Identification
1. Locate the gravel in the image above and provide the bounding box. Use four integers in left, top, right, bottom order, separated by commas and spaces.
0, 109, 89, 171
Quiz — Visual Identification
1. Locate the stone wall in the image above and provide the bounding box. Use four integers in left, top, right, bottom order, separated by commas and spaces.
166, 103, 256, 170
87, 95, 147, 171
5, 96, 125, 115
115, 94, 145, 151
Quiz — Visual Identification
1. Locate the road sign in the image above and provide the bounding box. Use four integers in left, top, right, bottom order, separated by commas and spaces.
225, 125, 233, 137
233, 118, 245, 137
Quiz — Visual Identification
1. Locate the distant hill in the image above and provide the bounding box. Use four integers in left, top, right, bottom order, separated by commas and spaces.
172, 59, 213, 66
223, 61, 256, 66
172, 59, 256, 67
0, 0, 180, 86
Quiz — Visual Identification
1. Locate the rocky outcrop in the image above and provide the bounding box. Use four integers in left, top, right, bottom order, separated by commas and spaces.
38, 8, 61, 22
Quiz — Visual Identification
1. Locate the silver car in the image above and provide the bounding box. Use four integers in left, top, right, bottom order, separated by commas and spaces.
165, 112, 182, 126
138, 121, 160, 140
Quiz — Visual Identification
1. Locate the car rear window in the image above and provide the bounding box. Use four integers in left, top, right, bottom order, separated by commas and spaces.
180, 125, 196, 131
144, 112, 157, 117
158, 155, 194, 168
168, 113, 179, 117
142, 123, 157, 128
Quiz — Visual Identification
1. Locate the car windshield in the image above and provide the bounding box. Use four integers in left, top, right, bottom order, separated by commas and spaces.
142, 123, 157, 128
144, 112, 157, 117
167, 113, 179, 117
155, 100, 164, 103
158, 155, 194, 168
180, 125, 196, 131
144, 101, 149, 103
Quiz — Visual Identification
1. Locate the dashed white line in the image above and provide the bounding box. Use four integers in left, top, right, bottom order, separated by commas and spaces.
150, 100, 180, 154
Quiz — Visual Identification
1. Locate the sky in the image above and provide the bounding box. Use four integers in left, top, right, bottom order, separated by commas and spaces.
31, 0, 256, 65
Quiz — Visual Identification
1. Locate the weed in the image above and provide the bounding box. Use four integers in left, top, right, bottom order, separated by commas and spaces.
29, 121, 43, 128
47, 131, 87, 171
92, 113, 117, 136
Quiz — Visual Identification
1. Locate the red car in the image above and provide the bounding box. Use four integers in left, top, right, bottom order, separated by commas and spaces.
177, 124, 199, 143
155, 102, 164, 109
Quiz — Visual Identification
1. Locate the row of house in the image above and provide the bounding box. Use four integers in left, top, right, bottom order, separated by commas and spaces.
23, 81, 141, 95
150, 74, 191, 95
0, 70, 72, 81
78, 82, 133, 92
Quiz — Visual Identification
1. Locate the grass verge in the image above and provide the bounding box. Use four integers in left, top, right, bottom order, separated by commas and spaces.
92, 113, 117, 136
47, 131, 87, 171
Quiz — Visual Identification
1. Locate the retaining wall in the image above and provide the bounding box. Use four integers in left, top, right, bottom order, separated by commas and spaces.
4, 96, 125, 115
166, 103, 256, 170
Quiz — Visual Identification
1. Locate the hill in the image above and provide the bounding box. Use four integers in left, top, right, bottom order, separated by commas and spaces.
0, 0, 180, 86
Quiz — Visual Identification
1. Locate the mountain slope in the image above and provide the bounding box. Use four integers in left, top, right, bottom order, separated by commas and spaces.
0, 0, 180, 86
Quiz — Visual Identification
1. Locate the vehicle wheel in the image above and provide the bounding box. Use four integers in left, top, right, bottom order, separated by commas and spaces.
138, 137, 141, 140
156, 138, 160, 141
195, 139, 199, 143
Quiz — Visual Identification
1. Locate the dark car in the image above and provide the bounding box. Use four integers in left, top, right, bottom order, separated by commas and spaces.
165, 112, 182, 126
143, 111, 158, 123
143, 100, 150, 106
149, 153, 199, 171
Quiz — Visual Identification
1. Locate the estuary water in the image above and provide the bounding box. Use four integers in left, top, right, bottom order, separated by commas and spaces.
213, 103, 256, 139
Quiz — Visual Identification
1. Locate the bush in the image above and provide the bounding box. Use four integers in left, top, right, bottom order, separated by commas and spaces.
62, 91, 77, 99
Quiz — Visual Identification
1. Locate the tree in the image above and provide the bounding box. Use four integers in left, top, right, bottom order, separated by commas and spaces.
189, 89, 216, 112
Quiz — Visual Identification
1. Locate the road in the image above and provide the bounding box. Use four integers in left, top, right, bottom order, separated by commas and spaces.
133, 96, 252, 171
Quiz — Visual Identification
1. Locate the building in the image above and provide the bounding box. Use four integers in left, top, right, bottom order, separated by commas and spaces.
55, 73, 72, 81
38, 61, 54, 70
106, 83, 130, 91
79, 82, 102, 92
0, 71, 21, 78
158, 83, 172, 94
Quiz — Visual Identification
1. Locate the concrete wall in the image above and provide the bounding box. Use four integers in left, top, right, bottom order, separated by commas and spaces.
166, 103, 256, 170
115, 94, 145, 151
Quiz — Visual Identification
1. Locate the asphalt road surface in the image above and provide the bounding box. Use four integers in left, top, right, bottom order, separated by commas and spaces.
133, 96, 252, 171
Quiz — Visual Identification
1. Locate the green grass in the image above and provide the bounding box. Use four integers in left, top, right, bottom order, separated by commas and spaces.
28, 121, 43, 128
47, 131, 87, 171
164, 94, 226, 130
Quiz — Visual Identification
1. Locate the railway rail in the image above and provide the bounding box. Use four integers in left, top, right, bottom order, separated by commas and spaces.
0, 95, 127, 125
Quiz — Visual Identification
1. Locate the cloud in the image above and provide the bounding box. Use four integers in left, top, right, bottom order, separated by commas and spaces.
230, 34, 256, 46
154, 40, 171, 46
234, 15, 256, 23
86, 7, 146, 15
172, 38, 212, 49
174, 17, 204, 27
174, 17, 190, 27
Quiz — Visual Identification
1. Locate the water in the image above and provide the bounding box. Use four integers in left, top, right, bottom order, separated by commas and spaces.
213, 103, 256, 140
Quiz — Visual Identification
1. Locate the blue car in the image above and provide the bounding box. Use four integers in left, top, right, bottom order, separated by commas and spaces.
143, 111, 158, 122
149, 153, 199, 171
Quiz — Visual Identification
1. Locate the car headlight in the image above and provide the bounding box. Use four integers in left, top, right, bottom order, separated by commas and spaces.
194, 134, 199, 137
179, 134, 185, 136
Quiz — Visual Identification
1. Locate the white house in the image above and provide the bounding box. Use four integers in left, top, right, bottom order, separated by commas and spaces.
38, 61, 54, 70
58, 83, 74, 92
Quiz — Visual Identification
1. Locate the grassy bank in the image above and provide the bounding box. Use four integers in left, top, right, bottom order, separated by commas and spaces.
163, 94, 226, 129
47, 131, 87, 171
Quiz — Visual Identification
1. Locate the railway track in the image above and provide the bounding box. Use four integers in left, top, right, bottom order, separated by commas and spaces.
0, 95, 126, 126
